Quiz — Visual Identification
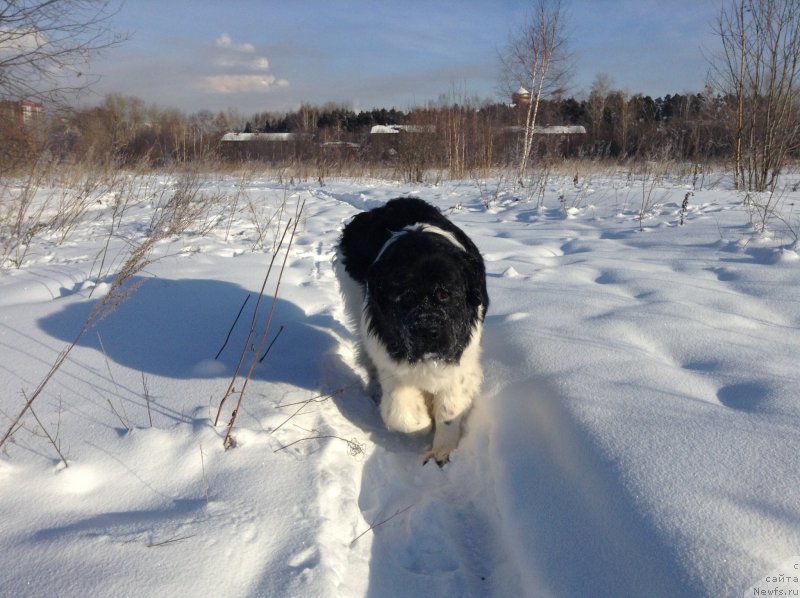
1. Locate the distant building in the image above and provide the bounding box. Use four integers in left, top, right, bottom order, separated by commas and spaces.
219, 131, 314, 162
512, 87, 531, 106
369, 124, 435, 134
0, 100, 43, 126
19, 100, 42, 124
494, 124, 587, 161
221, 132, 300, 142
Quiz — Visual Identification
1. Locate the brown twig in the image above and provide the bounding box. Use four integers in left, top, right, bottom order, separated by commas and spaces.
350, 505, 414, 547
258, 325, 284, 363
215, 294, 251, 360
199, 443, 209, 503
273, 434, 366, 457
28, 401, 69, 468
142, 371, 153, 427
271, 385, 351, 434
146, 534, 196, 548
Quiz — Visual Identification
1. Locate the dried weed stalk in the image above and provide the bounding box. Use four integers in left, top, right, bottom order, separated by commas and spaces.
215, 198, 306, 449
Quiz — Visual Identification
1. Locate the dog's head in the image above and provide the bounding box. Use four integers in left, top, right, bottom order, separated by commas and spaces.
365, 231, 485, 364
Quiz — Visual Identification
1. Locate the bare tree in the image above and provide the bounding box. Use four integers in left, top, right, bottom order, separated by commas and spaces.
499, 0, 570, 186
0, 0, 125, 102
586, 73, 613, 140
709, 0, 800, 192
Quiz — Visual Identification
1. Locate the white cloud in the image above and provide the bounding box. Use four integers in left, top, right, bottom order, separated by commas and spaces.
251, 57, 269, 71
215, 55, 270, 71
215, 32, 232, 49
200, 74, 287, 94
0, 27, 46, 56
215, 32, 255, 53
203, 33, 286, 94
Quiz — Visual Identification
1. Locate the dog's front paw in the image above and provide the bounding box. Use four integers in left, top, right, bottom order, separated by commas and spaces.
380, 386, 432, 434
423, 449, 450, 468
383, 407, 432, 435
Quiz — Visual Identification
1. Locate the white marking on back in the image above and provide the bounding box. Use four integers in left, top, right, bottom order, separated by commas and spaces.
373, 222, 465, 265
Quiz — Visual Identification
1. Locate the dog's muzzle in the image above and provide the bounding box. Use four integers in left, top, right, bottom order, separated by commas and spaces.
402, 311, 454, 362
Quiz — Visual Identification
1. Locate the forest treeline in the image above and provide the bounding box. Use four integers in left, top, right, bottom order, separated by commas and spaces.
0, 88, 777, 177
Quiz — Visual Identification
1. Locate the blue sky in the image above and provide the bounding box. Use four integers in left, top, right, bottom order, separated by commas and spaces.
88, 0, 720, 114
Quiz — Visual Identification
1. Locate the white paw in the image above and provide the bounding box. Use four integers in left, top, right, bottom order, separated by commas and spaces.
423, 448, 451, 467
380, 387, 432, 434
427, 413, 463, 466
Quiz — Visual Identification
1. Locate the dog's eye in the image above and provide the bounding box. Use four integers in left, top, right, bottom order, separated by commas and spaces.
434, 289, 450, 304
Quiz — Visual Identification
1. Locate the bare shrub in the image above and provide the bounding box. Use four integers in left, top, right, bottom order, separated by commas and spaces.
473, 171, 508, 209
49, 160, 125, 244
0, 157, 51, 268
638, 162, 668, 231
148, 167, 228, 237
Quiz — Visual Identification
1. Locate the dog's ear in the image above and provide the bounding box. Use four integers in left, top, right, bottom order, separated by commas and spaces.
462, 254, 488, 318
339, 211, 386, 282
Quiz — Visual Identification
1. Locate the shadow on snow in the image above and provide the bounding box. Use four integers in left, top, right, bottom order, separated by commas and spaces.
37, 275, 337, 389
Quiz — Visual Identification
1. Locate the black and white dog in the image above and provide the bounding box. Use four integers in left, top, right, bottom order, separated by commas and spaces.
334, 197, 488, 464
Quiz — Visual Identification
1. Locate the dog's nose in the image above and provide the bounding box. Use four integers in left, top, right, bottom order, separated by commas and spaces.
410, 318, 441, 339
422, 326, 440, 339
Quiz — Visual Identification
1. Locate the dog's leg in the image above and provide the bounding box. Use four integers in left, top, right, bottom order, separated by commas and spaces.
426, 347, 483, 465
364, 361, 381, 403
426, 391, 472, 465
379, 383, 432, 434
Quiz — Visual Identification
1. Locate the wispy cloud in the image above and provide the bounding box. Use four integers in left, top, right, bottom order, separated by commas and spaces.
214, 55, 270, 71
199, 33, 287, 95
201, 74, 288, 94
215, 33, 254, 53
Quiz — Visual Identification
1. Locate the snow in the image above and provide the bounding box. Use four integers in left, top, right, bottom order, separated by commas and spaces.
221, 132, 299, 142
369, 125, 435, 134
1, 170, 799, 597
498, 125, 587, 135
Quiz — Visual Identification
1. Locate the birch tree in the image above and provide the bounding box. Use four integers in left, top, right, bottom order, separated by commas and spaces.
709, 0, 800, 192
500, 0, 570, 186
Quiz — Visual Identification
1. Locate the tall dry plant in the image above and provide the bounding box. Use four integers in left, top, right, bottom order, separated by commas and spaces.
0, 156, 50, 268
215, 197, 306, 449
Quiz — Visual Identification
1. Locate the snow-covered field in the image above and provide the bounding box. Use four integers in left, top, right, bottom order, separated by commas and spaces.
1, 169, 799, 597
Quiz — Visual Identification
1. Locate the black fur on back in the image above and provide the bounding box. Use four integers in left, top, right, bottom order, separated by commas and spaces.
338, 197, 489, 318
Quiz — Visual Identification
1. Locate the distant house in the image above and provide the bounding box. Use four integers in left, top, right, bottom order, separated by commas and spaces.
0, 99, 43, 126
367, 124, 436, 161
219, 131, 314, 162
221, 132, 300, 142
369, 124, 435, 135
495, 124, 587, 161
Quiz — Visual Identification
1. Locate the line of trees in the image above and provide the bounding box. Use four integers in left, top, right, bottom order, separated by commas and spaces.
1, 87, 762, 175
